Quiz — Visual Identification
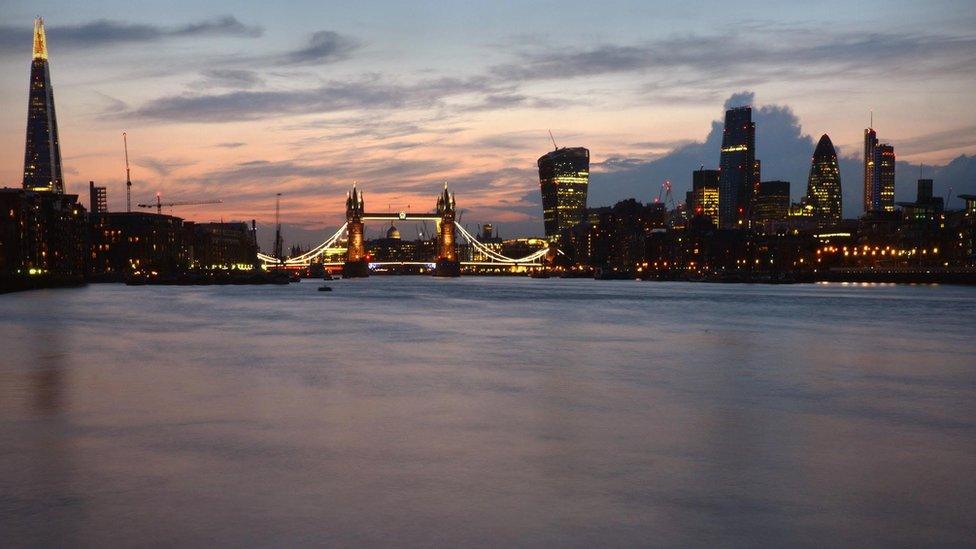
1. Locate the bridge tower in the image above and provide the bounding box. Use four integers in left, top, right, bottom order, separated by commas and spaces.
343, 184, 369, 278
434, 182, 461, 277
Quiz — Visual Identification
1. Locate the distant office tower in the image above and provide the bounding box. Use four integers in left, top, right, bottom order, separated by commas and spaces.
805, 134, 842, 227
875, 144, 895, 211
692, 168, 720, 227
753, 181, 790, 224
863, 127, 877, 213
863, 124, 895, 213
917, 179, 933, 203
22, 18, 64, 194
538, 147, 589, 238
718, 106, 756, 228
89, 181, 108, 213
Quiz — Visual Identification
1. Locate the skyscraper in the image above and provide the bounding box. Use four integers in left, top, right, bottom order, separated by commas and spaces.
22, 18, 64, 194
876, 144, 895, 212
753, 181, 791, 225
806, 134, 843, 227
718, 106, 756, 228
863, 127, 877, 213
538, 147, 589, 238
863, 124, 895, 214
692, 168, 720, 227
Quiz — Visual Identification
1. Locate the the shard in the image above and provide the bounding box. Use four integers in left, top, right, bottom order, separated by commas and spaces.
23, 17, 64, 194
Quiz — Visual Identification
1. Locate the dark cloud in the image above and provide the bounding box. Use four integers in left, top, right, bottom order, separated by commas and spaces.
0, 16, 261, 55
282, 31, 358, 65
215, 142, 246, 148
458, 93, 568, 112
170, 16, 262, 38
129, 76, 497, 122
589, 92, 976, 216
134, 157, 195, 177
199, 69, 264, 89
892, 125, 976, 157
490, 30, 976, 84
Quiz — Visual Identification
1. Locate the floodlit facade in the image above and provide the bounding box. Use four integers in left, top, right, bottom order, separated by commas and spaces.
538, 147, 590, 239
806, 134, 843, 227
22, 17, 64, 194
692, 168, 720, 227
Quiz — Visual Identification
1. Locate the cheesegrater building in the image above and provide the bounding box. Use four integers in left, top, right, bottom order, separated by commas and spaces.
23, 18, 64, 194
538, 147, 589, 239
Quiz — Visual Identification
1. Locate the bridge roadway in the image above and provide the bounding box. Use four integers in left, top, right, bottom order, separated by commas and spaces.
362, 212, 441, 221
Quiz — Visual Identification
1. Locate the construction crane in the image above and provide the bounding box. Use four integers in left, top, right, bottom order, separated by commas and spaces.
137, 193, 222, 215
655, 180, 677, 210
123, 131, 132, 212
548, 129, 558, 150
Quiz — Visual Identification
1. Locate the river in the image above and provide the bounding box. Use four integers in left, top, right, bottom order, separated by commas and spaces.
1, 278, 974, 546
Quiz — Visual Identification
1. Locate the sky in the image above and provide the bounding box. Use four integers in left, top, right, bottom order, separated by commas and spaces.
1, 0, 975, 246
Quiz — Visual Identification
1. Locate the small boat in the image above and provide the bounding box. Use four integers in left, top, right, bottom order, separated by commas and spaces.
318, 285, 333, 292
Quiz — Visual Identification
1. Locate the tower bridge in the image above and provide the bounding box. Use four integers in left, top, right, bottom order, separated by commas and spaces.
256, 183, 550, 276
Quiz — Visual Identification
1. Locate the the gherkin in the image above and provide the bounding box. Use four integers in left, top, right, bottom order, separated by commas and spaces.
806, 134, 842, 227
23, 17, 64, 194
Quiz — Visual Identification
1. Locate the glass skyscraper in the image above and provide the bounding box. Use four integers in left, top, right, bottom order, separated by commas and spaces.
718, 106, 756, 228
876, 144, 896, 212
22, 18, 64, 194
806, 134, 843, 227
863, 126, 895, 213
538, 147, 589, 238
753, 180, 791, 224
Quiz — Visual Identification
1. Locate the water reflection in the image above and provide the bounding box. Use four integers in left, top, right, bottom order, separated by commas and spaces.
0, 279, 974, 546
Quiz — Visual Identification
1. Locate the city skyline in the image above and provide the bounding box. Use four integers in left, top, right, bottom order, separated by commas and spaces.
1, 1, 976, 241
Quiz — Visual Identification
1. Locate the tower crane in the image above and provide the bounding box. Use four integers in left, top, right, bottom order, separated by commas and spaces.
123, 131, 132, 212
655, 180, 677, 210
137, 193, 222, 215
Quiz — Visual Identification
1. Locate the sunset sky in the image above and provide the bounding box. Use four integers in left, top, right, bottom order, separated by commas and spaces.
1, 0, 975, 243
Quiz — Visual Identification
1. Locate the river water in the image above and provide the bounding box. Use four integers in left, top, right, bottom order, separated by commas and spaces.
1, 278, 974, 547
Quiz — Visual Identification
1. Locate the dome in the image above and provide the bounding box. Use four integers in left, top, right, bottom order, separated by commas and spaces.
386, 224, 401, 239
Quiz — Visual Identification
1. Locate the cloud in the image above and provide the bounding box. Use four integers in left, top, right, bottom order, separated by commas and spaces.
281, 31, 358, 65
589, 92, 976, 216
0, 16, 262, 55
489, 29, 976, 86
892, 125, 976, 157
129, 76, 498, 122
198, 69, 264, 89
215, 142, 246, 148
134, 157, 195, 177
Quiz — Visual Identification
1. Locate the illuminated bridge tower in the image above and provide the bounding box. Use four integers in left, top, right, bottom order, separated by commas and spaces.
343, 184, 369, 278
23, 17, 64, 194
434, 183, 460, 277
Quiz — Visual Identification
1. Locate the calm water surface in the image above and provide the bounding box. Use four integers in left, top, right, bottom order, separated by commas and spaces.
1, 278, 975, 547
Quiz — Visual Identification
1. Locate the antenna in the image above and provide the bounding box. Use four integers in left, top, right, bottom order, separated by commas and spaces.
548, 129, 558, 150
869, 109, 874, 129
123, 131, 132, 212
273, 193, 284, 261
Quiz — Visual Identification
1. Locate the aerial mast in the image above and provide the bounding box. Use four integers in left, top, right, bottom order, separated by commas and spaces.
273, 193, 284, 261
123, 132, 132, 212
